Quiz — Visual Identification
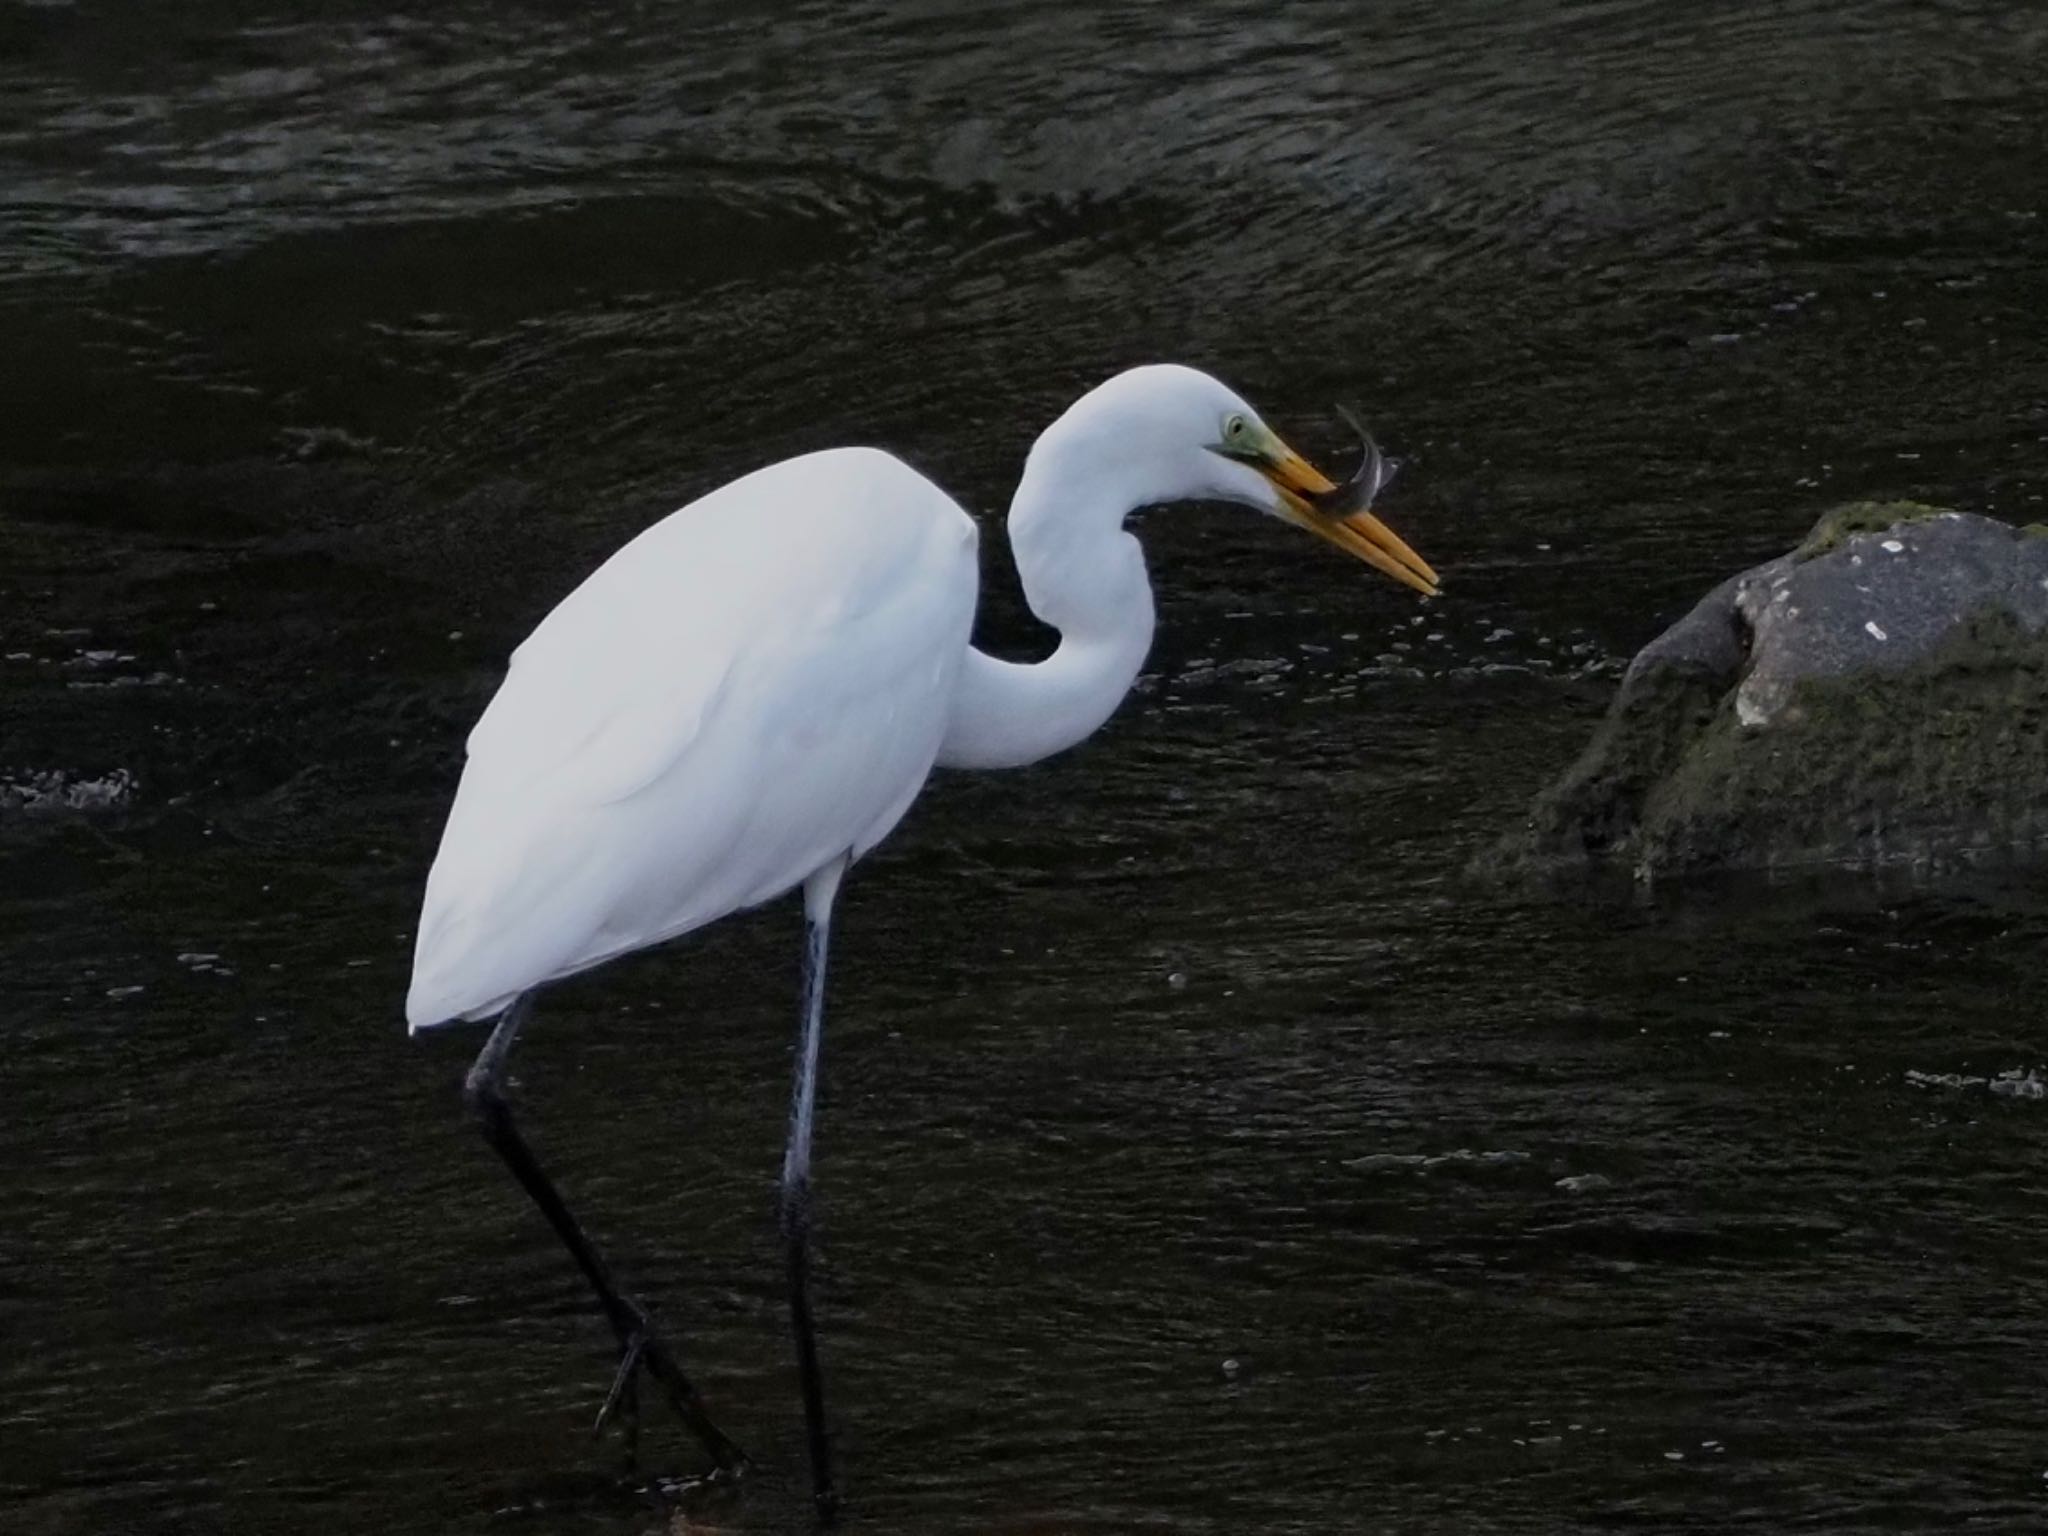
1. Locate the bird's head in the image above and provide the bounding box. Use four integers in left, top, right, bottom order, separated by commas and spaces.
1052, 364, 1438, 597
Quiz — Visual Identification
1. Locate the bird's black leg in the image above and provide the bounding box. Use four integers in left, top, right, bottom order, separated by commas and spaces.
782, 858, 848, 1522
463, 993, 749, 1479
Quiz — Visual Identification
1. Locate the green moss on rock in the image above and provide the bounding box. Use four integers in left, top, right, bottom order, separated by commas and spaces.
1792, 500, 1949, 562
1624, 608, 2048, 874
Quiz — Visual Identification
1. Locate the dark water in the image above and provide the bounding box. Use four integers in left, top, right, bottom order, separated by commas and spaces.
5, 2, 2048, 1531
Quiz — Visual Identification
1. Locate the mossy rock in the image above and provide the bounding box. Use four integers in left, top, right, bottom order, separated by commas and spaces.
1489, 504, 2048, 880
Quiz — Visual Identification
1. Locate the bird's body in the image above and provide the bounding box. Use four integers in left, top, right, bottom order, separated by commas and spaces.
406, 364, 1439, 1516
408, 449, 977, 1027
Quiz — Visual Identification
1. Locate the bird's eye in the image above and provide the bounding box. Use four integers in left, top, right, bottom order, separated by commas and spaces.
1224, 414, 1250, 443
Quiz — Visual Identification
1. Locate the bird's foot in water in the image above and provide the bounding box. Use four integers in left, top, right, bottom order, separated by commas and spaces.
592, 1327, 649, 1466
590, 1311, 751, 1483
812, 1482, 842, 1525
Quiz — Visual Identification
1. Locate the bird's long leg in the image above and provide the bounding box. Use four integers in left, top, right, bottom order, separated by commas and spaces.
783, 857, 849, 1522
463, 993, 749, 1479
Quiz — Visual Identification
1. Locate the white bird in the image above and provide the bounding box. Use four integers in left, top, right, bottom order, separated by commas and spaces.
405, 363, 1437, 1517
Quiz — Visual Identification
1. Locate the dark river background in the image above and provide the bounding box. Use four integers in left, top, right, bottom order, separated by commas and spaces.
4, 2, 2048, 1532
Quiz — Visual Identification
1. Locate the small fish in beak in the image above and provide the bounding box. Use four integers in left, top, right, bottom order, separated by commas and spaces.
1308, 404, 1400, 517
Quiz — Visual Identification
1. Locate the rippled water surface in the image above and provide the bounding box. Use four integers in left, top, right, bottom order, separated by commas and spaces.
5, 2, 2048, 1532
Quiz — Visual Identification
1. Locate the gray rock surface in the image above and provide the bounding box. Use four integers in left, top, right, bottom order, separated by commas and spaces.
1492, 503, 2048, 879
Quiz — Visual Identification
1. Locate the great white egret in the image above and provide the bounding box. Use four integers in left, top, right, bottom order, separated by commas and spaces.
406, 363, 1437, 1517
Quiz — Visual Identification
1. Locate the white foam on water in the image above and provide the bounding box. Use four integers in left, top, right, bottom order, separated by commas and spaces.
0, 768, 138, 815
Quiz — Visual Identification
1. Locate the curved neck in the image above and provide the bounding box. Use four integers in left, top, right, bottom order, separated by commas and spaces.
937, 442, 1157, 771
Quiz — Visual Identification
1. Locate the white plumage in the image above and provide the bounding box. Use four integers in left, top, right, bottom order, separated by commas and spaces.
407, 447, 977, 1028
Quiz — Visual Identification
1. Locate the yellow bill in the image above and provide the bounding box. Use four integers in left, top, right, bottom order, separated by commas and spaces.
1256, 442, 1440, 598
